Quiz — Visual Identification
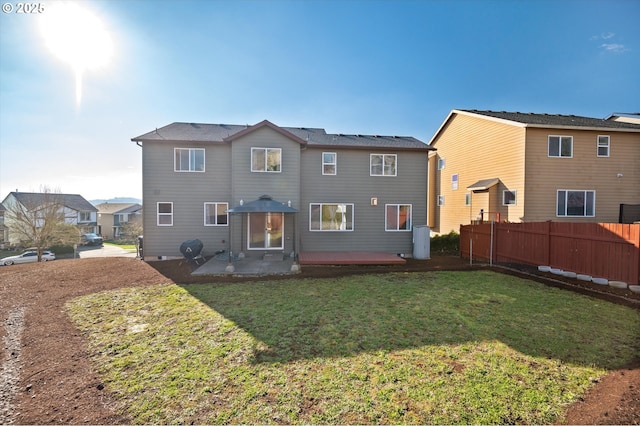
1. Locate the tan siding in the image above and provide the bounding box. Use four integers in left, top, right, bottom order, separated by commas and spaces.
430, 114, 526, 234
524, 129, 640, 222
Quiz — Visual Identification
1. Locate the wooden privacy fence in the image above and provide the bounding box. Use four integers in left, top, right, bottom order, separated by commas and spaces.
460, 222, 640, 285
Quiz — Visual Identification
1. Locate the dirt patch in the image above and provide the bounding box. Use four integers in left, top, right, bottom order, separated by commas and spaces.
1, 256, 638, 424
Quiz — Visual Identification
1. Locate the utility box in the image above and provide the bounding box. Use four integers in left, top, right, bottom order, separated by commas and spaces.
413, 225, 431, 259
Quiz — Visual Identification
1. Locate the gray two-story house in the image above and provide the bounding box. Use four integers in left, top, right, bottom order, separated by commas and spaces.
132, 120, 433, 261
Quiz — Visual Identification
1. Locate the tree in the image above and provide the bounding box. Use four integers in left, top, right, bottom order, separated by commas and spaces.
4, 187, 80, 261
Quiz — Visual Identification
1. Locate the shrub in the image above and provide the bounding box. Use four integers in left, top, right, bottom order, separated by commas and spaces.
431, 231, 459, 255
49, 244, 75, 255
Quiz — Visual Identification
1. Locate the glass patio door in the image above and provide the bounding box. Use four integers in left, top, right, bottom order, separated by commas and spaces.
248, 212, 284, 249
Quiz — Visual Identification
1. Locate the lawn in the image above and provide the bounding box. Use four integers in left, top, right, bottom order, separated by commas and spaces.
66, 270, 640, 424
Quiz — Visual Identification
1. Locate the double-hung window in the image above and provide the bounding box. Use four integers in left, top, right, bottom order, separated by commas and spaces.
370, 154, 397, 176
204, 202, 228, 226
548, 136, 573, 158
309, 203, 354, 231
451, 174, 459, 190
322, 152, 337, 175
385, 204, 412, 231
557, 190, 595, 217
437, 157, 446, 170
157, 202, 173, 226
175, 148, 205, 172
252, 148, 281, 172
597, 135, 610, 157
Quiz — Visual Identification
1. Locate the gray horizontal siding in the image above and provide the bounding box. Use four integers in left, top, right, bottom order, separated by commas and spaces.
300, 148, 427, 253
142, 141, 232, 258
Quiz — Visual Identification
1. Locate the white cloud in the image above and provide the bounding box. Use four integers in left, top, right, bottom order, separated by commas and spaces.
601, 43, 627, 53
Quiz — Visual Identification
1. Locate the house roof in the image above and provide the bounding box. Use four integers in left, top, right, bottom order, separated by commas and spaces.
7, 192, 97, 212
429, 109, 640, 145
95, 202, 142, 214
227, 195, 298, 213
132, 120, 432, 151
467, 178, 500, 191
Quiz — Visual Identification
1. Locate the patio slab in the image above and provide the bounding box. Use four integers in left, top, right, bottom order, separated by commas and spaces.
192, 254, 297, 276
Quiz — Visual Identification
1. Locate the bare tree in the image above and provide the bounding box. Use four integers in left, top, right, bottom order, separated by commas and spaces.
4, 187, 80, 261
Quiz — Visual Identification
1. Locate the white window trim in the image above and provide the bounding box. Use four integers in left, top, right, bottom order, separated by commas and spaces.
309, 203, 355, 232
385, 204, 412, 232
157, 202, 173, 226
437, 158, 446, 170
251, 147, 282, 173
203, 202, 229, 226
597, 135, 610, 157
370, 154, 397, 177
503, 190, 517, 206
174, 148, 205, 172
548, 135, 573, 158
437, 195, 445, 206
556, 189, 596, 217
322, 152, 337, 175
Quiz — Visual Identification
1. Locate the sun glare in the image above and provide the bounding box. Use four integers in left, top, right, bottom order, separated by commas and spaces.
39, 2, 113, 105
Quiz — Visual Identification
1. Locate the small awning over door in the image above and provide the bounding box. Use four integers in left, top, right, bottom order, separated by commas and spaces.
227, 194, 298, 213
467, 178, 500, 192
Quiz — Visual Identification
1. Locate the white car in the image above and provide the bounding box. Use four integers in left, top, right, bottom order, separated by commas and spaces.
1, 250, 56, 265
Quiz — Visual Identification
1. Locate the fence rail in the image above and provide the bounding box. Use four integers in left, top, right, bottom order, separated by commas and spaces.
460, 222, 640, 285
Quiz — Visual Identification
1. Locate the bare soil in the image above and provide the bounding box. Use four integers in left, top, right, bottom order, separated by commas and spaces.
1, 256, 638, 424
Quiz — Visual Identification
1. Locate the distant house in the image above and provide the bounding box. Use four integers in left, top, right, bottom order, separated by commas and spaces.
132, 120, 434, 260
427, 110, 640, 234
1, 192, 98, 244
96, 202, 143, 239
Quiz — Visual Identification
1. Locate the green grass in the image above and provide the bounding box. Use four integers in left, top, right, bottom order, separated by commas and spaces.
66, 271, 640, 424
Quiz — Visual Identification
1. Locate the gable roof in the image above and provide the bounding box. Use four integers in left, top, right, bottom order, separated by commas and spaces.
7, 192, 97, 212
95, 202, 142, 214
132, 120, 432, 151
429, 109, 640, 145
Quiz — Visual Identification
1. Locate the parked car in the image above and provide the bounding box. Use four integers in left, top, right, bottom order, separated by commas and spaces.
81, 233, 103, 246
1, 250, 56, 266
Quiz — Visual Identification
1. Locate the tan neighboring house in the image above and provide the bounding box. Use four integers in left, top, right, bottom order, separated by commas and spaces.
427, 110, 640, 234
95, 202, 143, 239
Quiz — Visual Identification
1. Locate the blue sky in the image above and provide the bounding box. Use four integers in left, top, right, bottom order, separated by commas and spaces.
1, 0, 638, 201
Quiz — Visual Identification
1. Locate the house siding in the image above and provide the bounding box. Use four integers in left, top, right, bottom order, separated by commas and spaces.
524, 128, 640, 222
430, 113, 526, 234
142, 140, 232, 258
300, 148, 427, 253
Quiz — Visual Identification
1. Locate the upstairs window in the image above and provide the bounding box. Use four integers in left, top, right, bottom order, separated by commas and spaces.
322, 152, 337, 175
175, 148, 205, 172
252, 148, 281, 172
557, 190, 595, 217
451, 174, 459, 190
597, 135, 610, 157
385, 204, 412, 231
548, 136, 573, 158
79, 211, 92, 222
157, 202, 173, 226
310, 203, 354, 231
437, 158, 446, 170
437, 195, 445, 206
204, 202, 228, 226
370, 154, 397, 176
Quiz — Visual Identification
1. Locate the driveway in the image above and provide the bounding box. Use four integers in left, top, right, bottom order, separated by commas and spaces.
78, 245, 137, 258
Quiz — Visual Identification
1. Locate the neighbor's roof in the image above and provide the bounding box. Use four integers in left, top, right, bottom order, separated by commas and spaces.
132, 119, 432, 151
8, 192, 97, 212
429, 109, 640, 145
95, 202, 142, 214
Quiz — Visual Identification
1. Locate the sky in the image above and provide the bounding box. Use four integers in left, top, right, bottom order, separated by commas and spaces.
1, 0, 638, 201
